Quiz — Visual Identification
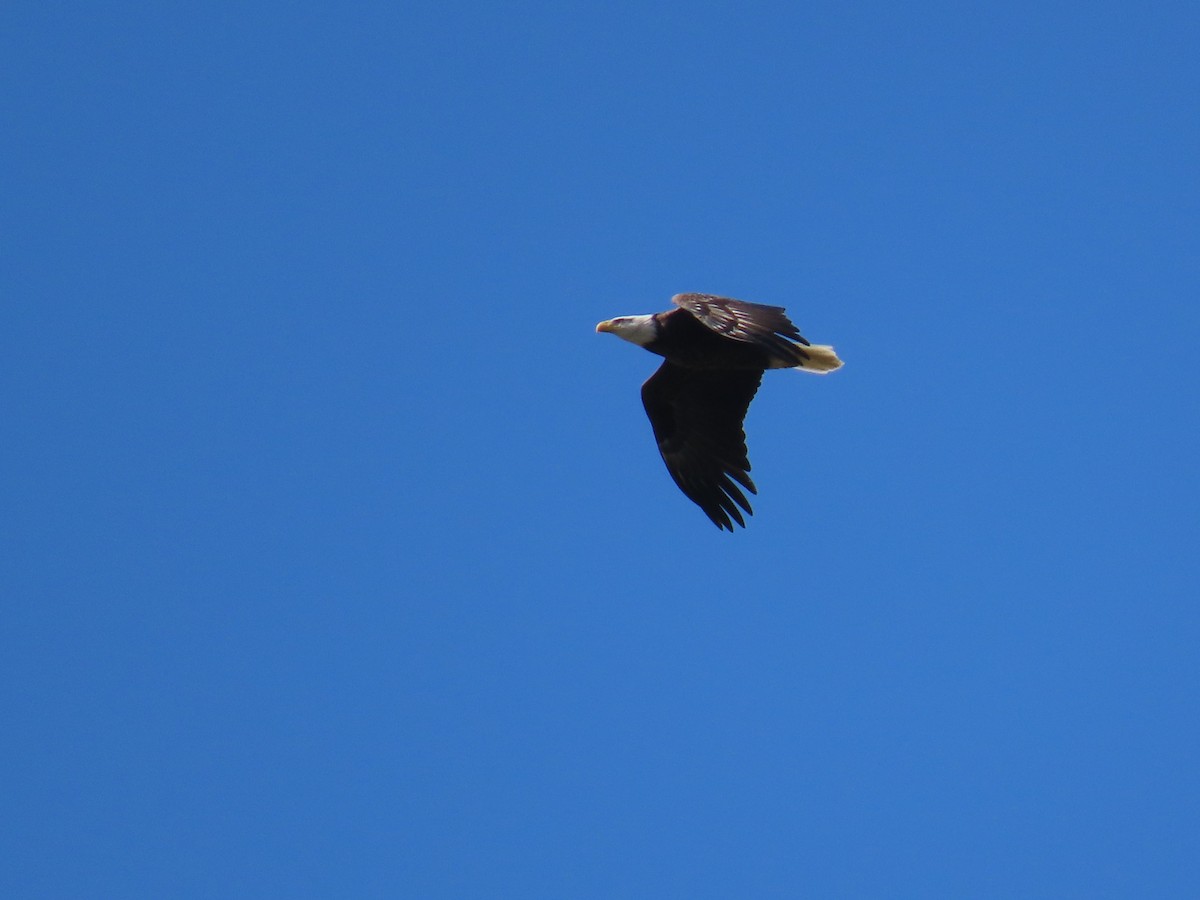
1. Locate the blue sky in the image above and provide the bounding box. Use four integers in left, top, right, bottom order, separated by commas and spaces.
4, 0, 1198, 896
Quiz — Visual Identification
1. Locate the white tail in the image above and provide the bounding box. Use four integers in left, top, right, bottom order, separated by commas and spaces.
794, 344, 843, 373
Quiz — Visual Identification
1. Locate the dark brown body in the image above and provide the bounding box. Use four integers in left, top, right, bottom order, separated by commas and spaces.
644, 309, 777, 370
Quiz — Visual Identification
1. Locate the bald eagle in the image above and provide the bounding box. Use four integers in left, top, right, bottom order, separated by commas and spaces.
596, 293, 842, 530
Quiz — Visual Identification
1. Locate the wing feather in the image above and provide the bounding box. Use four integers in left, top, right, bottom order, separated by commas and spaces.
671, 292, 813, 364
640, 362, 762, 531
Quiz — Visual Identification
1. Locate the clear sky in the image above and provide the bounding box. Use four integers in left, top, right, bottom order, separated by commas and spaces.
4, 0, 1198, 896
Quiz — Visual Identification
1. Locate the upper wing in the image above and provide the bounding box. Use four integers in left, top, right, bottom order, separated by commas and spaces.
671, 293, 811, 361
640, 361, 762, 531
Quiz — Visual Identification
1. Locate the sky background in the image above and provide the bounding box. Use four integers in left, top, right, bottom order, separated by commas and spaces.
3, 0, 1198, 896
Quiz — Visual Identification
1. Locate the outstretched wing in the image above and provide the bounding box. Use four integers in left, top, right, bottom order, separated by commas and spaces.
671, 292, 812, 363
640, 361, 762, 530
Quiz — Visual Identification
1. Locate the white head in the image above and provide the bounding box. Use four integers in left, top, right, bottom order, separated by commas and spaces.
595, 314, 659, 347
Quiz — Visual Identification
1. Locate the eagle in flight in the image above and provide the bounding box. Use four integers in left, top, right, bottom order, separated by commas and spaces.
596, 293, 842, 530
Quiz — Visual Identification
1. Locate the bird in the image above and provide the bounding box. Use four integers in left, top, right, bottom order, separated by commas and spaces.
596, 292, 842, 530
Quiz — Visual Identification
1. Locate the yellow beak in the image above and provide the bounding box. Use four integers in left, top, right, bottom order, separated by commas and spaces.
595, 320, 614, 333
